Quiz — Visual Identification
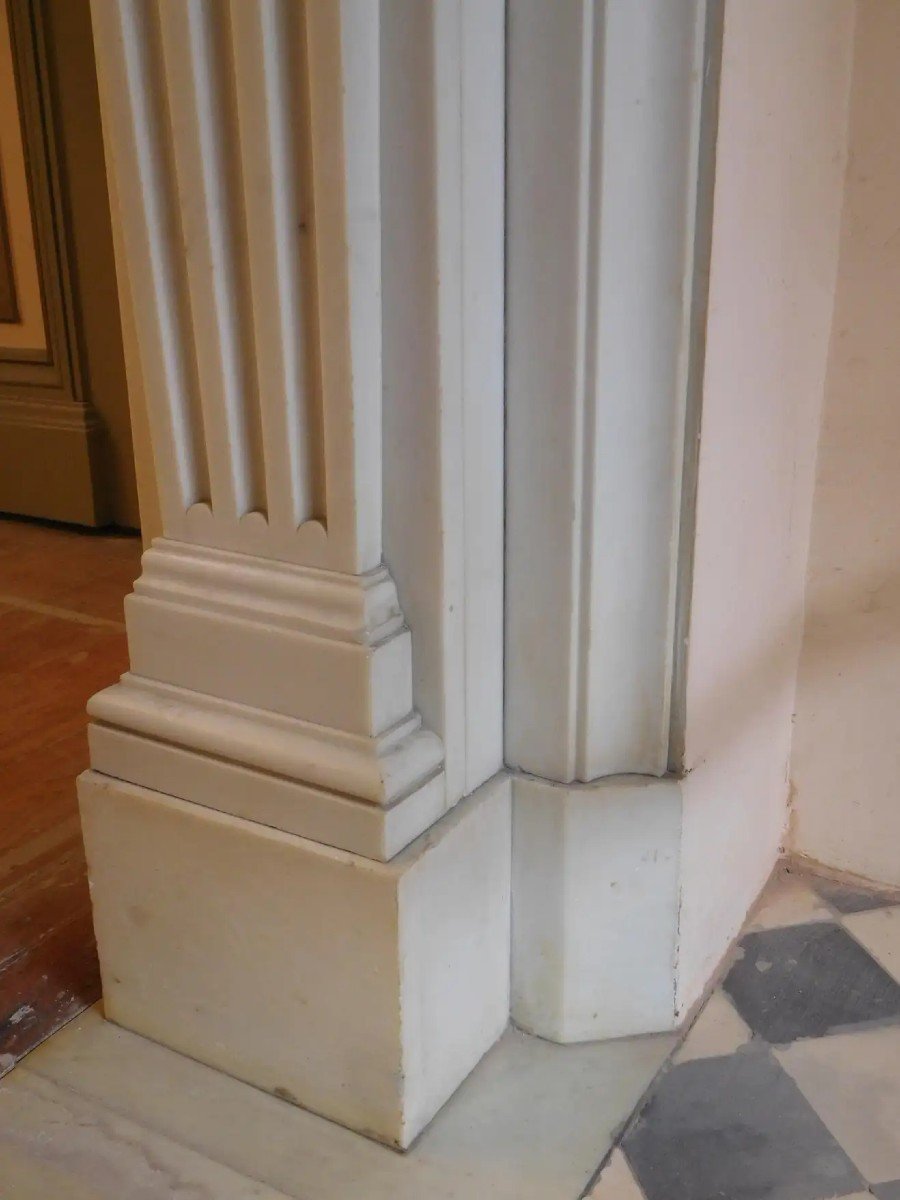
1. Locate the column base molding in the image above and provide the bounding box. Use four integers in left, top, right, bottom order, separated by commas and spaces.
89, 537, 449, 860
123, 539, 421, 736
511, 773, 684, 1043
88, 674, 446, 861
78, 770, 512, 1150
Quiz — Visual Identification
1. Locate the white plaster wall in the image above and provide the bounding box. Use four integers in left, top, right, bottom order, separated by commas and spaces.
676, 0, 855, 1009
791, 0, 900, 888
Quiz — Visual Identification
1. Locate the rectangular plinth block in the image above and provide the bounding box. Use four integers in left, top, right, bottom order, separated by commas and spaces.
78, 771, 511, 1149
511, 774, 682, 1042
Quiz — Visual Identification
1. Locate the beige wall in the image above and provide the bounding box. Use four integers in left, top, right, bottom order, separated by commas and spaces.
676, 0, 855, 1005
791, 0, 900, 887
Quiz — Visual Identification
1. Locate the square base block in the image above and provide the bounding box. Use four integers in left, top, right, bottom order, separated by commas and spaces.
78, 771, 511, 1149
511, 774, 682, 1042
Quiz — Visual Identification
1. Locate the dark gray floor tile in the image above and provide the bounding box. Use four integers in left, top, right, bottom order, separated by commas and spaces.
622, 1044, 864, 1200
812, 876, 900, 914
723, 922, 900, 1043
874, 1184, 900, 1200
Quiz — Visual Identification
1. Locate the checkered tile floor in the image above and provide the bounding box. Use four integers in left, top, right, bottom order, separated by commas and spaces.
589, 868, 900, 1200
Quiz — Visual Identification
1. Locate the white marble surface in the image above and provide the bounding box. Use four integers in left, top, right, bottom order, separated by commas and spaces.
0, 1068, 289, 1199
674, 990, 751, 1063
512, 775, 682, 1042
844, 906, 900, 981
746, 870, 832, 930
6, 1006, 675, 1200
776, 1025, 900, 1185
587, 1148, 645, 1198
79, 772, 511, 1149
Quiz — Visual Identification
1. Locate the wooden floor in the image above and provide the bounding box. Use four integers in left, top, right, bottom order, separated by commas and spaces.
0, 518, 142, 1072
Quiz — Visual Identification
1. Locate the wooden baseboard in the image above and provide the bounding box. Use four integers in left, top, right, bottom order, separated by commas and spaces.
0, 396, 108, 525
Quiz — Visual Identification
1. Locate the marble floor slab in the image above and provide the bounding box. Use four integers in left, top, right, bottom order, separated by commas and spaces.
747, 868, 833, 931
775, 1026, 900, 1186
672, 989, 750, 1064
4, 859, 898, 1198
587, 1148, 644, 1199
722, 921, 900, 1042
843, 905, 900, 980
0, 1068, 290, 1199
622, 1044, 864, 1200
591, 865, 900, 1200
2, 1004, 674, 1200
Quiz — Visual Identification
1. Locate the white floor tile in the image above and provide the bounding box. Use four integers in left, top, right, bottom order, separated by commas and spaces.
747, 870, 832, 930
844, 906, 900, 982
674, 990, 751, 1063
21, 1006, 675, 1200
0, 1068, 290, 1200
775, 1025, 900, 1185
587, 1149, 645, 1198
